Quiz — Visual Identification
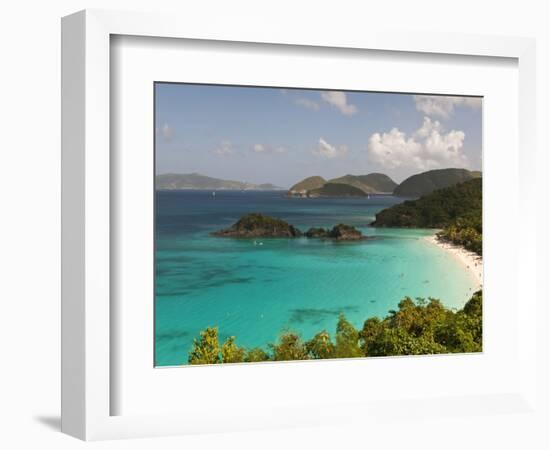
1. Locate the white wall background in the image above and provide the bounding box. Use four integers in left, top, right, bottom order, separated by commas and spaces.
0, 1, 547, 448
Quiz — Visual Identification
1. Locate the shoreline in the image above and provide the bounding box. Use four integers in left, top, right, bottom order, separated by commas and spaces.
424, 234, 483, 290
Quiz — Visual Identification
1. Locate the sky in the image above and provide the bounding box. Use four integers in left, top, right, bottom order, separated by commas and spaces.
155, 83, 482, 188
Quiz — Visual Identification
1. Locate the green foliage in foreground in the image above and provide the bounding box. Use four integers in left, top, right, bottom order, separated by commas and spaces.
187, 290, 483, 365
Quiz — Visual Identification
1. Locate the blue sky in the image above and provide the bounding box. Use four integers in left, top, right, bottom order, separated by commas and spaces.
155, 83, 482, 187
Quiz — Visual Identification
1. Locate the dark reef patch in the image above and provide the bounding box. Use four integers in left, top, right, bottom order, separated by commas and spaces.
288, 305, 360, 324
184, 276, 255, 291
156, 329, 190, 342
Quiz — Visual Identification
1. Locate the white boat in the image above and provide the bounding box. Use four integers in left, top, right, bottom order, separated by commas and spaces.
212, 191, 216, 197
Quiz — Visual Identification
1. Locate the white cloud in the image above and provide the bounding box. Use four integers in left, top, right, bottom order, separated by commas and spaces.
320, 91, 358, 116
413, 95, 482, 118
213, 140, 234, 156
295, 97, 320, 111
414, 116, 442, 138
368, 117, 468, 170
252, 143, 287, 154
312, 138, 349, 159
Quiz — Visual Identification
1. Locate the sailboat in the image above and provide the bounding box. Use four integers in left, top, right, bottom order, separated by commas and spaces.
212, 191, 216, 198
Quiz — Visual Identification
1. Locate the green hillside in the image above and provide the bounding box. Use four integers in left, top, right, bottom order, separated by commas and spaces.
308, 183, 368, 197
288, 176, 327, 193
393, 168, 478, 197
328, 175, 376, 193
357, 173, 397, 193
289, 173, 396, 197
328, 174, 396, 194
372, 178, 482, 254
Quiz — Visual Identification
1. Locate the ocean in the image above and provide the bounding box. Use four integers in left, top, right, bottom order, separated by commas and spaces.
155, 190, 478, 366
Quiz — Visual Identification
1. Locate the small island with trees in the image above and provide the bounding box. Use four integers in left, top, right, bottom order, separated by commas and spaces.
286, 168, 480, 198
212, 213, 366, 241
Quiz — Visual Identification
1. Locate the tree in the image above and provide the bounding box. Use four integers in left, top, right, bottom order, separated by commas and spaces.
271, 332, 309, 361
306, 331, 335, 359
367, 327, 446, 356
434, 316, 480, 353
463, 290, 482, 317
360, 317, 382, 355
221, 336, 246, 363
188, 326, 220, 365
334, 314, 363, 358
434, 290, 482, 352
386, 297, 448, 339
245, 347, 271, 363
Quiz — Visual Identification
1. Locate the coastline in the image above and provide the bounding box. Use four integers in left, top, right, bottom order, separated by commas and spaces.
424, 234, 483, 290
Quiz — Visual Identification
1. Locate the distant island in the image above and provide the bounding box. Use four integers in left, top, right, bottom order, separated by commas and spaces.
287, 168, 481, 198
156, 168, 482, 197
308, 183, 369, 197
212, 213, 365, 241
288, 173, 397, 197
155, 173, 284, 191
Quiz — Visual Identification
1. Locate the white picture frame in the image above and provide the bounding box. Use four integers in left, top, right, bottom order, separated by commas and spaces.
61, 9, 537, 441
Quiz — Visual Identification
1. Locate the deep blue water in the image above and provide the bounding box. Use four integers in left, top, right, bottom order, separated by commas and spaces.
155, 190, 477, 366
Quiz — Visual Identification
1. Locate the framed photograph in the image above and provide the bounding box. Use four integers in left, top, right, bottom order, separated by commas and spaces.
61, 9, 537, 440
153, 82, 483, 369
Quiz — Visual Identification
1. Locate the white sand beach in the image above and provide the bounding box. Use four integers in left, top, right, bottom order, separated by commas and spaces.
424, 234, 483, 290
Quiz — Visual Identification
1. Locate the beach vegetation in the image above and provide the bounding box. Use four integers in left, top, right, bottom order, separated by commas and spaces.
271, 333, 310, 361
372, 178, 482, 255
221, 336, 246, 363
188, 326, 221, 365
334, 314, 363, 358
306, 331, 335, 359
437, 217, 482, 255
245, 347, 271, 363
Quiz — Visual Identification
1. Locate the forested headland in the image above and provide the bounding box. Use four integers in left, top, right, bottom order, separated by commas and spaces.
371, 178, 482, 255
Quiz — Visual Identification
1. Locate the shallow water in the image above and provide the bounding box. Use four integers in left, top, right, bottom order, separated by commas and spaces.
155, 190, 477, 366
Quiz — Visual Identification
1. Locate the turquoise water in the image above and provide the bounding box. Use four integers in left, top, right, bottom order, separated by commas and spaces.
155, 190, 477, 366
